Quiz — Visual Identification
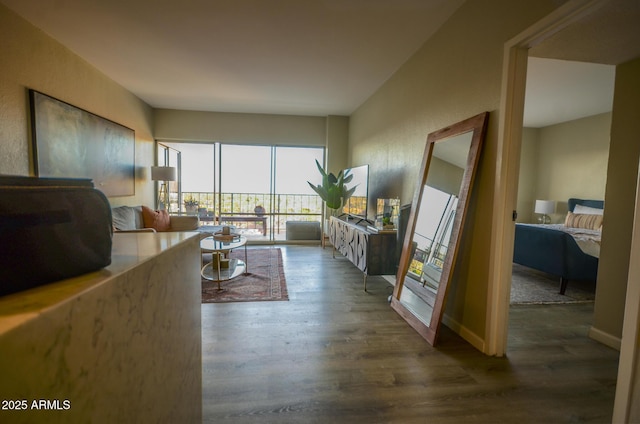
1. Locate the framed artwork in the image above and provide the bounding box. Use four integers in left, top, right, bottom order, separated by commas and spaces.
29, 89, 135, 197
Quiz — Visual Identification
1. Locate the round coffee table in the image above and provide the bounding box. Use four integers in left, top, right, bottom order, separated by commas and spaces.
200, 235, 248, 290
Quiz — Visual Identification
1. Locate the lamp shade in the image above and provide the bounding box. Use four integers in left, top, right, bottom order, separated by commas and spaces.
151, 166, 177, 181
534, 199, 555, 215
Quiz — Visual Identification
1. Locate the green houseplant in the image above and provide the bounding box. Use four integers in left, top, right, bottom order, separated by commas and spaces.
307, 160, 356, 214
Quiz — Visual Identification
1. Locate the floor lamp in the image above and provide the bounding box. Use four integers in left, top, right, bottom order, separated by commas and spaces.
151, 166, 177, 212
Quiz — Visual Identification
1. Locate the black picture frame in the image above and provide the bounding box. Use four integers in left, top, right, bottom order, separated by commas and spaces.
29, 89, 135, 197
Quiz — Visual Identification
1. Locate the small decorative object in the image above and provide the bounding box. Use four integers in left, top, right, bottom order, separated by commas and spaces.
375, 198, 400, 230
213, 229, 239, 242
184, 196, 199, 214
254, 205, 266, 217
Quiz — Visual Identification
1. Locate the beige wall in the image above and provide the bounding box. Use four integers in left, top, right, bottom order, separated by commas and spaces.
154, 108, 327, 147
537, 113, 611, 220
427, 156, 465, 197
517, 113, 611, 223
349, 0, 567, 343
326, 115, 349, 176
516, 128, 540, 223
0, 5, 155, 207
594, 56, 640, 343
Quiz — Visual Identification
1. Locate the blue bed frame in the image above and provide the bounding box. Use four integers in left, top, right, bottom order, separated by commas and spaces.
513, 198, 604, 295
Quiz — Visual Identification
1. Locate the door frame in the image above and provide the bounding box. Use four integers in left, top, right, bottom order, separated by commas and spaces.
485, 0, 609, 356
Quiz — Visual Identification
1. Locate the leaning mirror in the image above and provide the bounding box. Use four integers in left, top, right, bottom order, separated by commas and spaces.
390, 112, 488, 345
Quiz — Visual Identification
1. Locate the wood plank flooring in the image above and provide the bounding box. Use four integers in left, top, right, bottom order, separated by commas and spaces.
202, 245, 619, 423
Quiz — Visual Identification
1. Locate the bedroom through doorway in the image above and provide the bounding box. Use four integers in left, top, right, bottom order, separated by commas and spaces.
511, 56, 613, 309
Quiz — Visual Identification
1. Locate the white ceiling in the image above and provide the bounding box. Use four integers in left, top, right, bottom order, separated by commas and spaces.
524, 58, 615, 128
2, 0, 638, 126
525, 0, 640, 128
1, 0, 465, 116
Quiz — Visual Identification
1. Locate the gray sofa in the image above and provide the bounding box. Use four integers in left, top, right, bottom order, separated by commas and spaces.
111, 205, 199, 233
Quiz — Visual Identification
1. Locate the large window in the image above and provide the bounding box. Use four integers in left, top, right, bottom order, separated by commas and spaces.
156, 144, 181, 213
158, 141, 324, 241
273, 146, 324, 232
220, 144, 272, 221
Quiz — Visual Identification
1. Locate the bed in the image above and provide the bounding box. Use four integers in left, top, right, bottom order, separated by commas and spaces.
513, 198, 604, 295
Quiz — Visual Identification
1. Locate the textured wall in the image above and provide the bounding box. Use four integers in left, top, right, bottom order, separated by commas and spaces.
154, 108, 327, 146
536, 113, 611, 217
348, 0, 567, 343
0, 5, 155, 207
517, 113, 611, 224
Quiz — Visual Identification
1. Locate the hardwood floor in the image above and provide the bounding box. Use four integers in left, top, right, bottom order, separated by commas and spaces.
202, 245, 619, 423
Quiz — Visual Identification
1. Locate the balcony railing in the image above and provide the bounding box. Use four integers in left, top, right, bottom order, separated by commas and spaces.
171, 192, 324, 235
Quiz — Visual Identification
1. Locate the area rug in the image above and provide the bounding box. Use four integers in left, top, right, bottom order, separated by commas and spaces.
510, 263, 595, 305
201, 248, 288, 303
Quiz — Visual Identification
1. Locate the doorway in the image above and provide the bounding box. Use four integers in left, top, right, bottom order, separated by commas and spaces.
488, 0, 640, 356
510, 56, 613, 310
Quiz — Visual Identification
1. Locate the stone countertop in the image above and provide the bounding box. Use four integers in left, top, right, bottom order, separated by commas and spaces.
0, 231, 200, 335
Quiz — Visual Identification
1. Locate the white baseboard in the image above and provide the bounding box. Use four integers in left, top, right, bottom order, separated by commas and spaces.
442, 314, 486, 353
588, 326, 621, 351
440, 317, 620, 355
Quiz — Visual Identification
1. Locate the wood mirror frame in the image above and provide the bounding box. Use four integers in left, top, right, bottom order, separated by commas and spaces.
390, 112, 489, 346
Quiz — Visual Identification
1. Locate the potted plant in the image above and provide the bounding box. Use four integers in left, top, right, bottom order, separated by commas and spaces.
307, 160, 356, 215
184, 197, 199, 214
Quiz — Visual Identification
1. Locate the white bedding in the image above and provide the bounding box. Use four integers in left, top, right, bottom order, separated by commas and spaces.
520, 223, 602, 258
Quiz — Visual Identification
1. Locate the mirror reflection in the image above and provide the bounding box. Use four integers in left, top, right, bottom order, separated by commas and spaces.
399, 133, 471, 324
391, 112, 488, 345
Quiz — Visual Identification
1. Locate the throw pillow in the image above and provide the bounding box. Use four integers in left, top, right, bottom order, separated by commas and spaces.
112, 205, 137, 230
141, 206, 171, 231
564, 212, 603, 231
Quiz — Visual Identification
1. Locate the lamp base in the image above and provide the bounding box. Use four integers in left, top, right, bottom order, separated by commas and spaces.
538, 214, 551, 224
158, 182, 169, 212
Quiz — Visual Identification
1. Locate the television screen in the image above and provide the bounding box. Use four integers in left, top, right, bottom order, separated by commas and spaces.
342, 164, 369, 218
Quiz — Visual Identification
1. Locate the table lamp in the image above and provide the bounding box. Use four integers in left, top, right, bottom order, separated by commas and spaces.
151, 166, 177, 212
534, 199, 555, 224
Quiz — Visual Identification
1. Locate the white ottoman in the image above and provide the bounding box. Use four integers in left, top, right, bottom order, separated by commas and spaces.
286, 221, 321, 240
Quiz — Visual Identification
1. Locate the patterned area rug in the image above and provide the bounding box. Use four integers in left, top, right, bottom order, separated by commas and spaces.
201, 248, 288, 303
510, 263, 596, 305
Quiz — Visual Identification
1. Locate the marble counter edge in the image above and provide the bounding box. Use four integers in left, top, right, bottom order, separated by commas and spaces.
0, 231, 201, 334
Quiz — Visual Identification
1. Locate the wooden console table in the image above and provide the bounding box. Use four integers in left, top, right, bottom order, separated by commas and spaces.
329, 216, 397, 291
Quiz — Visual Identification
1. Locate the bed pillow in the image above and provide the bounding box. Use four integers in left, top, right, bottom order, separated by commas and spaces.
573, 204, 604, 215
565, 211, 603, 231
141, 206, 171, 231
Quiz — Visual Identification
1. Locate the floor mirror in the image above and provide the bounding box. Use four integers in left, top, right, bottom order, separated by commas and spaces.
390, 112, 489, 345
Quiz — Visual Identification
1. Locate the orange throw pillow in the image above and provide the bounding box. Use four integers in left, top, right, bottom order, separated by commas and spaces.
141, 206, 171, 231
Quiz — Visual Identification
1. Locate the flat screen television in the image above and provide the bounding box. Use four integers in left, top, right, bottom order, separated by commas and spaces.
341, 164, 369, 219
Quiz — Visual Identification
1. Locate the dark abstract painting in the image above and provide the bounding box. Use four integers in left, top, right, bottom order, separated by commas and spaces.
30, 90, 135, 196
